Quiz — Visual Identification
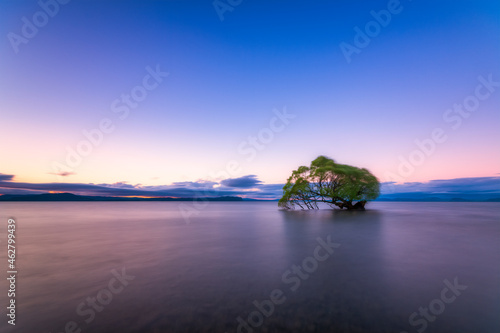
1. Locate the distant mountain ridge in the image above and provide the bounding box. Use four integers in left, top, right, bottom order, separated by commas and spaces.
0, 193, 244, 202
0, 192, 499, 202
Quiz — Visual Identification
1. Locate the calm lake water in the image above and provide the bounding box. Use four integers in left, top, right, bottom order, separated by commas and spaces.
0, 202, 499, 333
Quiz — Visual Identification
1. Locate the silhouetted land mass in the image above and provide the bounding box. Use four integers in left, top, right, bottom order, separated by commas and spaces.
0, 193, 244, 201
0, 192, 498, 202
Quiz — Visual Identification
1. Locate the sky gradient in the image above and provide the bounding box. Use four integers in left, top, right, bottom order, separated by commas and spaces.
1, 0, 499, 198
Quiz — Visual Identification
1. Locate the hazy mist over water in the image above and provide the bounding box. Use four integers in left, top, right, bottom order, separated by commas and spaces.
0, 202, 499, 333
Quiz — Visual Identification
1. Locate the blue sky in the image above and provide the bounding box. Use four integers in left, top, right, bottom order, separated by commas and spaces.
1, 0, 499, 198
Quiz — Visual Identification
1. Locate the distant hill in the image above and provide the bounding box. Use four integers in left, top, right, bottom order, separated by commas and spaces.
0, 193, 244, 202
1, 192, 499, 202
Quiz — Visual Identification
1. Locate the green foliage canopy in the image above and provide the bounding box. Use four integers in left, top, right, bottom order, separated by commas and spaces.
278, 156, 380, 210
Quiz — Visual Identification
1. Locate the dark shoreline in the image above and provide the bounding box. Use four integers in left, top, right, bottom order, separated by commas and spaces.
0, 192, 499, 202
0, 193, 245, 202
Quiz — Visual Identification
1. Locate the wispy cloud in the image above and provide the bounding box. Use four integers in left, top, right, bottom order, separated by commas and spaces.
48, 171, 76, 177
0, 173, 14, 181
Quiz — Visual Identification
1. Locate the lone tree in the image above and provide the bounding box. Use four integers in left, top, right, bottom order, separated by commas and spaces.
278, 156, 380, 210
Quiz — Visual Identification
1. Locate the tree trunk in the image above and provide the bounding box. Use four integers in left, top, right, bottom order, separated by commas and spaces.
335, 200, 366, 210
352, 200, 367, 210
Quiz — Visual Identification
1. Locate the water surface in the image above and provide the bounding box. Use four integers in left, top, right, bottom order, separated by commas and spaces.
0, 202, 498, 333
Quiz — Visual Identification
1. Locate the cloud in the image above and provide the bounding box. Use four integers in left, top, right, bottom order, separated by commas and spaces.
0, 180, 224, 198
0, 188, 46, 195
48, 171, 75, 177
170, 181, 218, 189
0, 178, 264, 198
0, 174, 281, 199
381, 176, 500, 194
0, 173, 14, 181
1, 175, 497, 201
100, 182, 141, 189
220, 175, 262, 188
